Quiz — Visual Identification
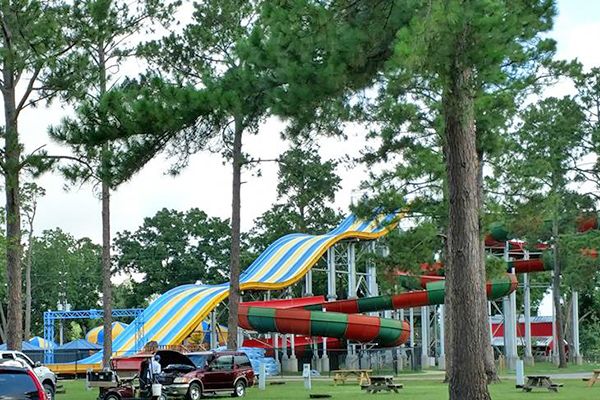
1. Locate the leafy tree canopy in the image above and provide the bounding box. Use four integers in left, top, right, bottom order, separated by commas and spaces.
113, 208, 235, 306
28, 229, 102, 335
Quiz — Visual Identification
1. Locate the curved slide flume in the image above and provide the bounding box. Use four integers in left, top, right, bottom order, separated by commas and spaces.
238, 275, 517, 347
68, 213, 403, 367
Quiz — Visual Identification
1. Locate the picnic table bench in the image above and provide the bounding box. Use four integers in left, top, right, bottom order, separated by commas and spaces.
522, 375, 562, 392
361, 375, 403, 394
584, 369, 600, 387
331, 369, 372, 386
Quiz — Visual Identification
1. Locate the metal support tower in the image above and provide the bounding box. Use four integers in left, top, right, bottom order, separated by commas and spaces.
43, 308, 143, 364
304, 269, 313, 296
210, 310, 218, 349
508, 278, 518, 368
347, 243, 357, 299
421, 306, 430, 367
523, 272, 534, 365
326, 248, 337, 301
502, 241, 518, 370
551, 276, 559, 365
409, 308, 414, 347
572, 290, 582, 364
366, 243, 378, 298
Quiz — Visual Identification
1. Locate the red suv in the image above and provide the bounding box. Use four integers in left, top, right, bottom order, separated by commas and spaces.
0, 363, 48, 400
161, 351, 254, 399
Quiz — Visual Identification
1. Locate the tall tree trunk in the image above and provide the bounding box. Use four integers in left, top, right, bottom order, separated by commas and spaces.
0, 303, 7, 342
552, 213, 567, 368
443, 30, 491, 400
3, 64, 23, 351
98, 43, 113, 367
101, 177, 113, 366
477, 151, 499, 383
24, 230, 34, 340
227, 115, 243, 350
443, 232, 452, 382
24, 197, 37, 341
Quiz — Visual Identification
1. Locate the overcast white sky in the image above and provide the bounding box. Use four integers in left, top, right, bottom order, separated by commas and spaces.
3, 0, 600, 314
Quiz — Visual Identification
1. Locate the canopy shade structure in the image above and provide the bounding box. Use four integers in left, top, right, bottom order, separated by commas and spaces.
58, 339, 102, 351
86, 321, 129, 345
28, 336, 56, 349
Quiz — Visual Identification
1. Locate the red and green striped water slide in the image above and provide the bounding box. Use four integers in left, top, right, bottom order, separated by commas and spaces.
238, 274, 517, 347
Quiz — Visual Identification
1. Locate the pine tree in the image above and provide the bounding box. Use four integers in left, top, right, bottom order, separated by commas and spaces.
498, 96, 587, 368
247, 1, 556, 397
140, 0, 274, 349
1, 0, 78, 350
49, 0, 176, 366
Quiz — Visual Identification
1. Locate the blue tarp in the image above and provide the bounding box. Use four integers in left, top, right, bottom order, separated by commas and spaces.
0, 341, 41, 351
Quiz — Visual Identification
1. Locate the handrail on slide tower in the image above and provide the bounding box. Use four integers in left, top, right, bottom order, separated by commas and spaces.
56, 211, 518, 369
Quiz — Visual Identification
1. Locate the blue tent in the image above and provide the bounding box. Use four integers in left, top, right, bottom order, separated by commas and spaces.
0, 341, 41, 351
28, 336, 56, 349
57, 339, 101, 351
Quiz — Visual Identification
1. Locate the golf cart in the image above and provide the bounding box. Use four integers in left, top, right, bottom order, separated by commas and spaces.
87, 350, 193, 400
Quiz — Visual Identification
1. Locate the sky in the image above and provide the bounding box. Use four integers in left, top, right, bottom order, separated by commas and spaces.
3, 0, 600, 314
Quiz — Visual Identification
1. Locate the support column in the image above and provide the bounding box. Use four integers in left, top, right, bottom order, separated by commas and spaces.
327, 248, 337, 301
59, 321, 64, 346
312, 339, 320, 370
289, 334, 298, 372
366, 242, 379, 297
286, 293, 299, 372
282, 334, 289, 361
572, 290, 583, 365
397, 309, 406, 371
320, 303, 330, 372
421, 306, 430, 368
321, 337, 330, 372
346, 342, 358, 369
503, 241, 518, 371
347, 243, 357, 299
237, 327, 244, 351
438, 305, 445, 370
409, 308, 414, 347
509, 278, 518, 369
304, 269, 313, 296
43, 313, 55, 364
523, 273, 534, 365
503, 295, 517, 370
551, 285, 559, 365
366, 264, 378, 297
274, 333, 280, 364
210, 310, 218, 350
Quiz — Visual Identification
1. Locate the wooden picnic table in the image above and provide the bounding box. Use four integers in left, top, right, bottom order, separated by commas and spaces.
331, 369, 372, 386
522, 375, 562, 392
361, 375, 403, 394
585, 369, 600, 387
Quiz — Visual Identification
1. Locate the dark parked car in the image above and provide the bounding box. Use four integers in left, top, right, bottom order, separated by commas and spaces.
161, 351, 254, 399
0, 363, 48, 400
91, 350, 253, 400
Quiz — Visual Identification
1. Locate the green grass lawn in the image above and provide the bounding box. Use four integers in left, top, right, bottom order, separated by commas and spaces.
57, 378, 600, 400
500, 361, 600, 375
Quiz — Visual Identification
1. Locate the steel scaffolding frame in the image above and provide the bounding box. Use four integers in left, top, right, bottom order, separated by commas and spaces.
43, 308, 144, 364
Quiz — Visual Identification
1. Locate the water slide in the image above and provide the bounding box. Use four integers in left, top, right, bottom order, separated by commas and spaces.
63, 212, 404, 367
52, 212, 519, 371
238, 275, 517, 346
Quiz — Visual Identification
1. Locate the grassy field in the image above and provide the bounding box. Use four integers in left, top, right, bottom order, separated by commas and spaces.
57, 377, 599, 400
500, 361, 600, 375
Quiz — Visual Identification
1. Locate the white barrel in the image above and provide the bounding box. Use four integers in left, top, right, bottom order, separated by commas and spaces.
151, 384, 162, 396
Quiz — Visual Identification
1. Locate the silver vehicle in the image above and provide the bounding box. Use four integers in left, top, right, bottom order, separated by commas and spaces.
0, 350, 57, 400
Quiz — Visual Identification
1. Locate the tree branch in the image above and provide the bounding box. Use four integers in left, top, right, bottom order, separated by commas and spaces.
15, 66, 41, 116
